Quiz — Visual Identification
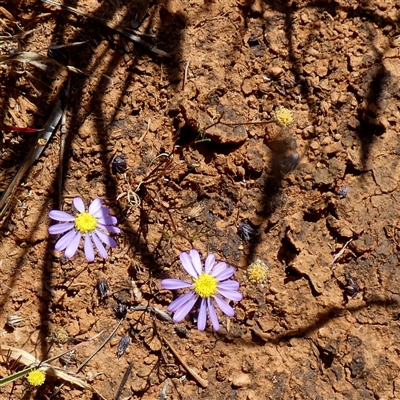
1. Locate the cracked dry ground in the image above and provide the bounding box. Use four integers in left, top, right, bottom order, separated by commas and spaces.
1, 0, 400, 399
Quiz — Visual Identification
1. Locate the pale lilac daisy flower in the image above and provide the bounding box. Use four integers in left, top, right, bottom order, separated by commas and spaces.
161, 249, 242, 331
48, 197, 120, 262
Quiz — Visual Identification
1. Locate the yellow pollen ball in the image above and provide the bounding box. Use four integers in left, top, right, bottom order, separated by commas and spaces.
27, 369, 46, 386
247, 260, 268, 284
274, 107, 294, 127
74, 212, 97, 233
194, 274, 218, 298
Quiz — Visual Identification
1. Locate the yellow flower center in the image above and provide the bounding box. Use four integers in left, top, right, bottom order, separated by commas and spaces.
27, 369, 46, 386
194, 274, 218, 298
74, 212, 97, 233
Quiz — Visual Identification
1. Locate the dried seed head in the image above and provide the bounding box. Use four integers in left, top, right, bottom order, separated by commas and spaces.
247, 260, 269, 284
46, 328, 69, 345
114, 303, 128, 319
6, 315, 24, 329
274, 107, 294, 127
96, 279, 110, 298
117, 335, 131, 357
112, 155, 127, 174
238, 222, 256, 241
344, 277, 360, 298
187, 202, 204, 220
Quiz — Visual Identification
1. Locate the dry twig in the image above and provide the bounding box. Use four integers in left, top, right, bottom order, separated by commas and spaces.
163, 337, 208, 388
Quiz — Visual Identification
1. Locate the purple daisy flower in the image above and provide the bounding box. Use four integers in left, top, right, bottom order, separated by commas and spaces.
161, 249, 243, 331
48, 197, 120, 262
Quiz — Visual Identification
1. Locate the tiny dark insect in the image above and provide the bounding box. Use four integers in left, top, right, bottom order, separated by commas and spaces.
112, 155, 127, 174
114, 303, 128, 319
344, 277, 360, 298
96, 279, 110, 298
117, 335, 131, 357
238, 222, 256, 241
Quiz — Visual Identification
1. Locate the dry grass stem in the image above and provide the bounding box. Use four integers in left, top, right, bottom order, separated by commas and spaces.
163, 337, 209, 388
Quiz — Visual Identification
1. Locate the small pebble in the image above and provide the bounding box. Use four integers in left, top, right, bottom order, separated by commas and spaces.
231, 373, 252, 388
269, 66, 284, 78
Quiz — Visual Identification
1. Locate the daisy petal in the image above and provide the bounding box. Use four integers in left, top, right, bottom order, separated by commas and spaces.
211, 262, 228, 278
98, 223, 120, 234
197, 299, 207, 331
55, 230, 80, 251
84, 234, 95, 262
64, 231, 81, 259
214, 266, 235, 281
161, 279, 192, 290
92, 233, 108, 259
218, 287, 243, 301
214, 295, 235, 317
93, 207, 110, 219
49, 222, 74, 235
172, 293, 198, 322
168, 291, 197, 312
204, 254, 215, 274
189, 249, 202, 276
207, 298, 220, 330
49, 210, 75, 222
88, 198, 103, 215
73, 197, 85, 213
97, 216, 118, 225
94, 229, 117, 248
218, 280, 240, 292
180, 252, 198, 278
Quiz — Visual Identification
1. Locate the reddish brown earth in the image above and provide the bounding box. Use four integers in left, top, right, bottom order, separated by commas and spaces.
1, 0, 400, 399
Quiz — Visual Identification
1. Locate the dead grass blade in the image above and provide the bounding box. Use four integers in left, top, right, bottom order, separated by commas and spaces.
0, 51, 86, 74
0, 345, 89, 388
0, 344, 108, 400
0, 28, 39, 41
